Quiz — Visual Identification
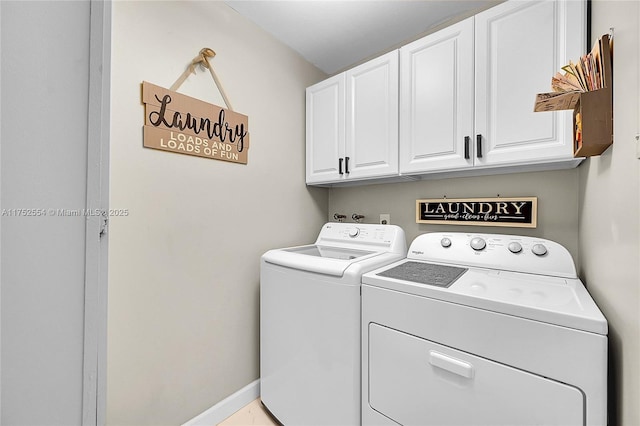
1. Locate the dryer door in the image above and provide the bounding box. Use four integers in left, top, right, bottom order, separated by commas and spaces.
368, 324, 584, 426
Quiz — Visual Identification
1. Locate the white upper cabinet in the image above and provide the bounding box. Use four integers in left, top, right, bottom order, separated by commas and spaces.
345, 52, 399, 181
306, 74, 345, 184
399, 0, 585, 176
475, 0, 584, 167
399, 18, 475, 174
308, 0, 585, 185
306, 51, 398, 185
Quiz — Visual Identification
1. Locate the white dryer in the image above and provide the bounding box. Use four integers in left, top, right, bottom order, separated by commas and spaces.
261, 222, 407, 425
361, 232, 607, 426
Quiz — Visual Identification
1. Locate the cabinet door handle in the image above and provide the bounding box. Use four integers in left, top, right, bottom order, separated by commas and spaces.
345, 156, 350, 174
338, 158, 344, 175
476, 134, 483, 158
464, 136, 470, 159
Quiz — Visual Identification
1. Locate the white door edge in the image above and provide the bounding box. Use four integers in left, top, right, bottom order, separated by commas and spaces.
82, 1, 112, 425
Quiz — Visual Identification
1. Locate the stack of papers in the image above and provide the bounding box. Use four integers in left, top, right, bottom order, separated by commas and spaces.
534, 34, 612, 112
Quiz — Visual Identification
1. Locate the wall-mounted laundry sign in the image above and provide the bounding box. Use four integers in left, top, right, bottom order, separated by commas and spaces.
142, 81, 249, 164
416, 197, 537, 228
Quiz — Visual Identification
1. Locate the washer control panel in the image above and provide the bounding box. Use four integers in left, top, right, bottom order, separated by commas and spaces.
316, 222, 407, 254
410, 232, 576, 278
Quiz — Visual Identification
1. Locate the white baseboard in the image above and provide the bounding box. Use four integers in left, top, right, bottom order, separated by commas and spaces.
182, 379, 261, 426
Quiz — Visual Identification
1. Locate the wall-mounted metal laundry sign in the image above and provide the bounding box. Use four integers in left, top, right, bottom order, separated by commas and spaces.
141, 48, 249, 164
416, 197, 537, 228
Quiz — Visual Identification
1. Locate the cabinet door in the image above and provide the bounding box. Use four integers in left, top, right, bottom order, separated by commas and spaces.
306, 74, 345, 184
475, 0, 585, 166
399, 18, 474, 174
345, 51, 399, 180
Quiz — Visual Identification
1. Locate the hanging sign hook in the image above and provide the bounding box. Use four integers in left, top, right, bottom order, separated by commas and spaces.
169, 47, 234, 111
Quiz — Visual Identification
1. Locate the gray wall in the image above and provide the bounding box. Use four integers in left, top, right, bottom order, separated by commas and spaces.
107, 2, 327, 424
578, 2, 640, 425
329, 169, 580, 261
1, 1, 90, 424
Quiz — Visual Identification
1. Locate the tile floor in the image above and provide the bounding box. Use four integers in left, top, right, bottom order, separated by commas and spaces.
218, 398, 279, 426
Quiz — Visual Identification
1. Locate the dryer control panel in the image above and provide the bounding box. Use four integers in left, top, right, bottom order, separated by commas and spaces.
407, 232, 576, 278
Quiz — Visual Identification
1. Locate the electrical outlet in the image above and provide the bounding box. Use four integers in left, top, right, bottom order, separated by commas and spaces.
380, 214, 390, 225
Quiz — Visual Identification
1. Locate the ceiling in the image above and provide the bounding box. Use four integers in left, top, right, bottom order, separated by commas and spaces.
224, 0, 499, 75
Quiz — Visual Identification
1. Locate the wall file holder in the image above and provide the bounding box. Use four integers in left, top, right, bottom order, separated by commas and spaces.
534, 33, 613, 157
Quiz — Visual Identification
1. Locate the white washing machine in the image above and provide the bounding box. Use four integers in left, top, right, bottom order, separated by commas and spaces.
361, 232, 607, 426
261, 222, 407, 425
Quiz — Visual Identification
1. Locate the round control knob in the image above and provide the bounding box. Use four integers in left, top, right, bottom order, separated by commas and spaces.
470, 237, 486, 251
508, 242, 523, 253
441, 237, 452, 248
532, 243, 548, 256
348, 228, 360, 238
